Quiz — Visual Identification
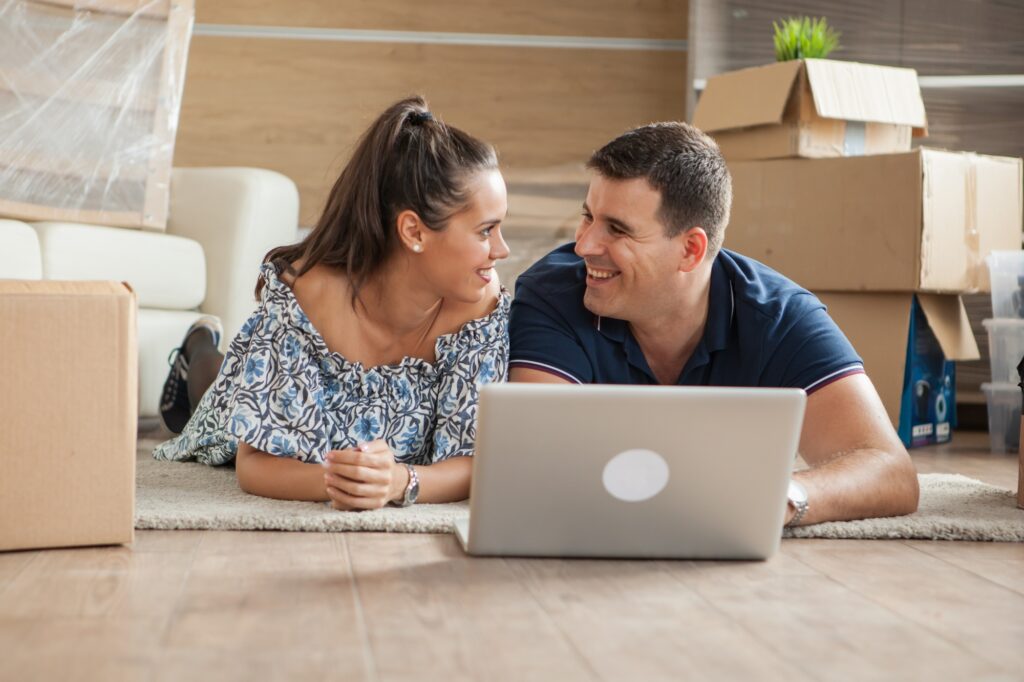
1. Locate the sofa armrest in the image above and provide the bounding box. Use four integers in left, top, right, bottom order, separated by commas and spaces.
166, 167, 300, 347
0, 220, 43, 279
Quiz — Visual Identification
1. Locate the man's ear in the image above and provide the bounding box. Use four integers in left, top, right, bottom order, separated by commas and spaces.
395, 209, 427, 254
677, 226, 709, 273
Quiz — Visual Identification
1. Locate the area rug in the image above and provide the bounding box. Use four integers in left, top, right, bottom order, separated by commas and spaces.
135, 447, 1024, 541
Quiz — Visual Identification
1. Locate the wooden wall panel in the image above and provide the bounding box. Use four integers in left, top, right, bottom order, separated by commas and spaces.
175, 37, 687, 226
196, 0, 688, 41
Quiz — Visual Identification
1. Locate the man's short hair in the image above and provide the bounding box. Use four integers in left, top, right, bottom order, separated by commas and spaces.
587, 122, 732, 257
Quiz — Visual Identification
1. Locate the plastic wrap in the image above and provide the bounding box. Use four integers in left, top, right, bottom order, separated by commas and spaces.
0, 0, 194, 230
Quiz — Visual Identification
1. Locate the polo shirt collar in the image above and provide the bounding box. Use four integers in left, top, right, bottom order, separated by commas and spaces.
592, 256, 735, 379
703, 255, 735, 354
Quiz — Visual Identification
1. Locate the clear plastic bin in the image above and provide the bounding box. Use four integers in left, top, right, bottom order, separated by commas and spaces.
986, 251, 1024, 319
981, 382, 1022, 454
983, 318, 1024, 384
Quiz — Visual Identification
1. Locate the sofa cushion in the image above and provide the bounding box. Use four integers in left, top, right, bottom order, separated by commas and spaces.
32, 222, 205, 309
0, 220, 43, 279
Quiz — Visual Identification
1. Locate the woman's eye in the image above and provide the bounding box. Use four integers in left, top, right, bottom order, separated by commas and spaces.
481, 227, 493, 238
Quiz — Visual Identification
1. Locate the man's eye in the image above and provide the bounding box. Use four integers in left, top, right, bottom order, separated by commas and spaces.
581, 212, 593, 222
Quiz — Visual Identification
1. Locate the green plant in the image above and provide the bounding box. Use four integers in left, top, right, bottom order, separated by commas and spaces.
772, 16, 841, 61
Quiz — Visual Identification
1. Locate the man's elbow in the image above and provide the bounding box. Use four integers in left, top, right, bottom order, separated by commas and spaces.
886, 446, 920, 516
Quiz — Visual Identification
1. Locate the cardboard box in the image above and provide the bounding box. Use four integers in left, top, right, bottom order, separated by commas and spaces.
726, 149, 1024, 293
817, 292, 979, 447
0, 280, 137, 551
694, 59, 927, 161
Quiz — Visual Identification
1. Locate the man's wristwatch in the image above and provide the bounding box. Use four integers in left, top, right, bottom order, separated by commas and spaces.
395, 463, 419, 507
785, 479, 809, 527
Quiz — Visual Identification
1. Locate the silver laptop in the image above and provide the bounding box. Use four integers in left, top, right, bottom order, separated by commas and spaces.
454, 383, 806, 560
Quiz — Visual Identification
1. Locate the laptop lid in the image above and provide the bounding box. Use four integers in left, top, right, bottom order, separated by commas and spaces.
464, 383, 806, 560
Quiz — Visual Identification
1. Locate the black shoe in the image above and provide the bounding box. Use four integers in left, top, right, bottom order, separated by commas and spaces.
159, 317, 223, 434
159, 346, 191, 434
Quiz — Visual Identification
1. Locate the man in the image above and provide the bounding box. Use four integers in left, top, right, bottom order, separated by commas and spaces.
508, 122, 919, 526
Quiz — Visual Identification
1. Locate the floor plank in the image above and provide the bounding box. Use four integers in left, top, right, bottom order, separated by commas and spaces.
0, 432, 1020, 681
0, 616, 164, 682
160, 531, 370, 678
0, 551, 37, 595
786, 539, 1024, 677
666, 546, 1003, 682
346, 532, 596, 682
905, 540, 1024, 596
508, 554, 814, 681
0, 546, 192, 619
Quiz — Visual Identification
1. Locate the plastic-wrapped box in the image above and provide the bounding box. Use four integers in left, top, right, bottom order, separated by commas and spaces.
983, 318, 1024, 384
0, 0, 194, 230
986, 251, 1024, 319
981, 382, 1021, 454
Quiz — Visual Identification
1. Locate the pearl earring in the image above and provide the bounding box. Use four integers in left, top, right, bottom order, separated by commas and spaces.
412, 244, 422, 253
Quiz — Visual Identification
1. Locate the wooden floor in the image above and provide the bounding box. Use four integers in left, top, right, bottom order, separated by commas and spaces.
1, 431, 1021, 682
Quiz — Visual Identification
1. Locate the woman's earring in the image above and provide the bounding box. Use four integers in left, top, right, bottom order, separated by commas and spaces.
412, 244, 422, 253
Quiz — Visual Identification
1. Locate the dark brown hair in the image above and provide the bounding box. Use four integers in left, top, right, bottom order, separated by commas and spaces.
257, 96, 498, 300
587, 122, 732, 257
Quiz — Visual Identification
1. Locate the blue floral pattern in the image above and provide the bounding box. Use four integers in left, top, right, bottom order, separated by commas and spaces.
153, 262, 510, 466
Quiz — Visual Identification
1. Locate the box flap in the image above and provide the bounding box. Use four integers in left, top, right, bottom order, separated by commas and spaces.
804, 59, 927, 132
693, 60, 803, 133
816, 292, 913, 427
917, 294, 980, 360
0, 279, 131, 297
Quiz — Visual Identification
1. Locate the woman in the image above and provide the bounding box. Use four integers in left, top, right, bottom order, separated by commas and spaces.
153, 96, 510, 511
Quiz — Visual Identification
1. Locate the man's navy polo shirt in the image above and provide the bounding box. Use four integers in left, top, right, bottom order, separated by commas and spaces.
509, 243, 863, 393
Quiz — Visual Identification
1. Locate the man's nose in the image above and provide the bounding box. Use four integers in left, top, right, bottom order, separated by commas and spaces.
574, 221, 602, 257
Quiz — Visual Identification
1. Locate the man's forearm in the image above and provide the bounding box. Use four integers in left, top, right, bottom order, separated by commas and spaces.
793, 447, 919, 525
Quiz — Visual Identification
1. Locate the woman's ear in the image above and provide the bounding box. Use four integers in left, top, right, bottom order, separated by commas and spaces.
396, 209, 427, 254
678, 226, 709, 273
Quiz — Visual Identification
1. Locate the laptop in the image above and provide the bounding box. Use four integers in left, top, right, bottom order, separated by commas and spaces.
454, 383, 806, 560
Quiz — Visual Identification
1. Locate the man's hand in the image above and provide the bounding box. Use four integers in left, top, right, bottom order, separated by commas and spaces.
322, 440, 409, 510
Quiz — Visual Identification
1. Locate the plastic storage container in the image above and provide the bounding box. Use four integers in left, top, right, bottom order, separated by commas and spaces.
981, 382, 1022, 453
983, 318, 1024, 384
986, 251, 1024, 319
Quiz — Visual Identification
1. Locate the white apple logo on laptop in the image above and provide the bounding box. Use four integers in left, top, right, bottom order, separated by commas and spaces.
602, 449, 670, 502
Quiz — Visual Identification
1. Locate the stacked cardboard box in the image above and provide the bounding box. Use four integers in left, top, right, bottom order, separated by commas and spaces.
695, 58, 1024, 448
0, 281, 137, 551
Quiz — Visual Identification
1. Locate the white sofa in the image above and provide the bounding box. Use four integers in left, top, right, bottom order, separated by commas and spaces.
0, 167, 300, 418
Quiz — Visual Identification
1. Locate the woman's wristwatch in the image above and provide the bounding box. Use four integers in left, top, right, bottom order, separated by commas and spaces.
395, 463, 420, 507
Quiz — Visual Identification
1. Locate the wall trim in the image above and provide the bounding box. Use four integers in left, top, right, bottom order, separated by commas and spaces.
195, 23, 688, 51
694, 74, 1024, 91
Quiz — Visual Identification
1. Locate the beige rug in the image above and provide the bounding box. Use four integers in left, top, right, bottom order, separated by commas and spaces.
135, 446, 1024, 541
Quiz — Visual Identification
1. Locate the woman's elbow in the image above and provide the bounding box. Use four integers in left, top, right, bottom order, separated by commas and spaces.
234, 447, 259, 495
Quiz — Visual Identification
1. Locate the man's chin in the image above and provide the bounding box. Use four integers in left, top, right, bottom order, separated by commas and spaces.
582, 290, 613, 318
